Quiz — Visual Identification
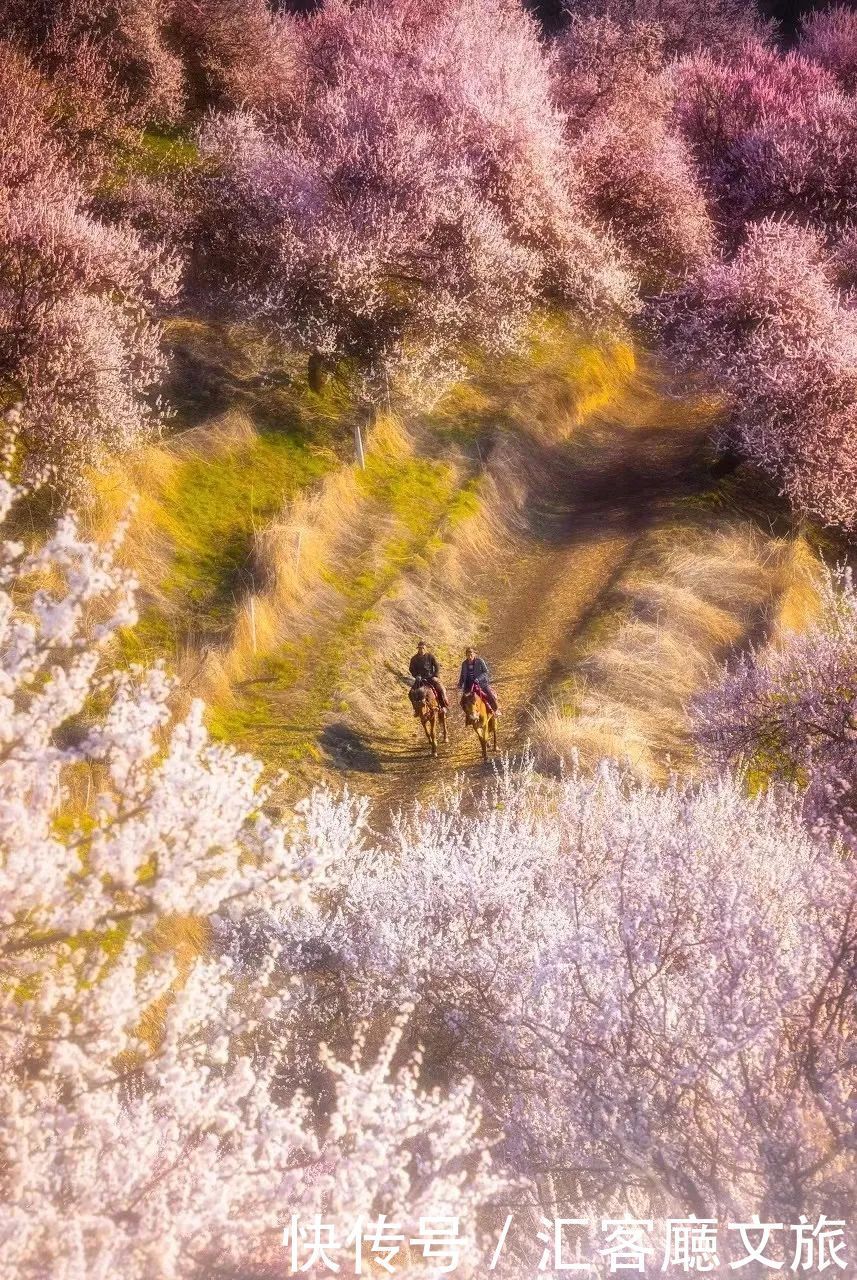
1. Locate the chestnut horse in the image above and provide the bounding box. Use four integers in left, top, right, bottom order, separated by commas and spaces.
461, 684, 497, 762
410, 681, 447, 757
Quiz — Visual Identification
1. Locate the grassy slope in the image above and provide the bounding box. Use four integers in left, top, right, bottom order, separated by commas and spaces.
95, 315, 826, 807
93, 320, 354, 659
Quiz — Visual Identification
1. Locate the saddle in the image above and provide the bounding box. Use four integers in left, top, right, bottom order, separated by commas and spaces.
463, 682, 489, 708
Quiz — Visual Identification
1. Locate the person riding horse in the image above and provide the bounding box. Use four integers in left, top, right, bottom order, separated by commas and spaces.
457, 647, 499, 714
408, 641, 449, 716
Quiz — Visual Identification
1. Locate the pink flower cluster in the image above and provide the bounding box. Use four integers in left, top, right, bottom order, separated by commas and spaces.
694, 563, 857, 854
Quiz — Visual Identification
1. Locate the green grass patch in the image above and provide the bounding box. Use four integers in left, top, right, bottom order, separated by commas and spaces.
163, 431, 329, 617
209, 452, 478, 765
100, 127, 203, 195
123, 429, 333, 661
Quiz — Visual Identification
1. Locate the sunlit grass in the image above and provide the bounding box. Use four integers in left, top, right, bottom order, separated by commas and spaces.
207, 444, 475, 761
98, 126, 204, 197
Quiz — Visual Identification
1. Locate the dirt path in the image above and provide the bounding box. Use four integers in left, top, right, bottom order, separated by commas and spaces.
334, 366, 715, 816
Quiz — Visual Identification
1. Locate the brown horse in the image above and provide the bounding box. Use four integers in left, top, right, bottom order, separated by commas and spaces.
461, 685, 497, 762
410, 681, 447, 757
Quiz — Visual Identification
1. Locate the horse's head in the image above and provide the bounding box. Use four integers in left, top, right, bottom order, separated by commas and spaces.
461, 685, 480, 726
411, 680, 430, 712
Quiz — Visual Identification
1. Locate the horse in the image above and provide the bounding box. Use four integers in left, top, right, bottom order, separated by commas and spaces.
410, 679, 447, 758
460, 683, 498, 762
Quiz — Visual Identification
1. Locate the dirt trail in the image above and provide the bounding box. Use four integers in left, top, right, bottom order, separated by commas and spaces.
333, 365, 715, 815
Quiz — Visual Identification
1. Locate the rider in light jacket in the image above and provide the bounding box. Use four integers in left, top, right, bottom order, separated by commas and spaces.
457, 647, 499, 713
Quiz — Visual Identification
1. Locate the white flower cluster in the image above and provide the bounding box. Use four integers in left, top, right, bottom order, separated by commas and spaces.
1, 496, 854, 1278
0, 494, 501, 1280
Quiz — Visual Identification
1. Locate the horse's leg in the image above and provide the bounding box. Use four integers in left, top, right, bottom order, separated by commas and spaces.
479, 720, 488, 762
491, 713, 498, 752
430, 710, 437, 757
440, 709, 448, 743
421, 712, 433, 754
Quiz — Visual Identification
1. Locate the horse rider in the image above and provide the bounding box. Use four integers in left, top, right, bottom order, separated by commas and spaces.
408, 640, 449, 715
457, 646, 499, 714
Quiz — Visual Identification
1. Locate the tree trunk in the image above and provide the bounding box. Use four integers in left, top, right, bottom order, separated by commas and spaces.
709, 443, 746, 480
307, 351, 327, 394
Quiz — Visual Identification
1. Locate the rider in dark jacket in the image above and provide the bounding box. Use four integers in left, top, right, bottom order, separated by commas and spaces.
408, 641, 449, 712
457, 647, 499, 713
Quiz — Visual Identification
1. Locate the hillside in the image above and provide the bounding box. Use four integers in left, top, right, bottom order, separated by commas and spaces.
90, 316, 823, 813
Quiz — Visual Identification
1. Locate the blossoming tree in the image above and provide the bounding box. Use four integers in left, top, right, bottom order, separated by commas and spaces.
554, 13, 713, 288
0, 43, 179, 488
651, 219, 857, 530
0, 485, 504, 1278
2, 487, 855, 1273
798, 3, 857, 95
674, 41, 857, 241
255, 758, 857, 1235
559, 0, 769, 58
694, 565, 857, 855
198, 0, 635, 402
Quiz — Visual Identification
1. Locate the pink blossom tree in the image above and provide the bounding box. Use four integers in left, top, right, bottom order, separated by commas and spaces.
199, 0, 635, 401
0, 44, 179, 488
559, 0, 770, 58
554, 14, 714, 288
171, 0, 298, 116
5, 0, 187, 126
5, 0, 298, 128
798, 3, 857, 95
674, 41, 857, 241
651, 218, 857, 530
694, 565, 857, 855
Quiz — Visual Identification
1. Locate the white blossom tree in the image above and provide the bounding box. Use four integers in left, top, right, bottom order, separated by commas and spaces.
0, 487, 504, 1278
248, 759, 857, 1236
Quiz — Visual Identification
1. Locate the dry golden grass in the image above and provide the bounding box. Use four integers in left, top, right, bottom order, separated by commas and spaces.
199, 415, 416, 713
201, 461, 367, 698
82, 313, 827, 806
532, 524, 824, 781
87, 410, 282, 618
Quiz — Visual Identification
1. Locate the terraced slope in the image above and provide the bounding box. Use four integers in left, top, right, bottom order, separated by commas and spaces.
96, 322, 822, 814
